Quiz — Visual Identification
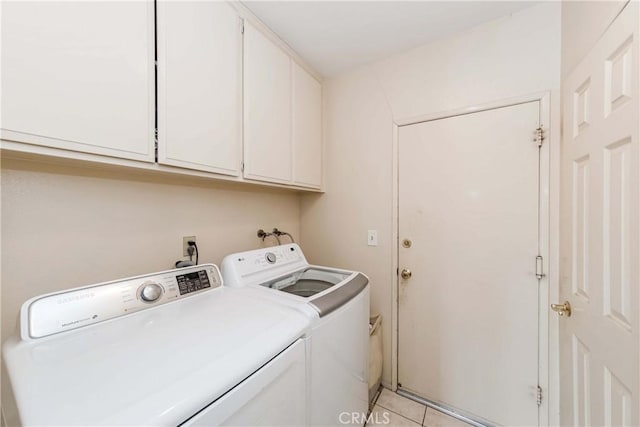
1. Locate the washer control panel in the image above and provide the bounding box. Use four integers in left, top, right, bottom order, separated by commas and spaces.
265, 252, 277, 264
176, 270, 212, 295
139, 281, 163, 302
24, 264, 222, 340
237, 245, 303, 275
221, 244, 308, 287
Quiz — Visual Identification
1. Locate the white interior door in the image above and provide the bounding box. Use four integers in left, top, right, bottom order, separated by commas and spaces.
560, 3, 639, 426
398, 101, 545, 426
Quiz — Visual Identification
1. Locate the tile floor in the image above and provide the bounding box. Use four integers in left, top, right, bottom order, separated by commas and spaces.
367, 388, 473, 427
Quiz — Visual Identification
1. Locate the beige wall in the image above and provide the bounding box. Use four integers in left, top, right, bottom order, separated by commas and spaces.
1, 158, 300, 344
300, 2, 561, 388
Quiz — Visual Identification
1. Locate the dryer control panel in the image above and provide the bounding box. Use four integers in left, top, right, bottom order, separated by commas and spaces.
22, 264, 222, 340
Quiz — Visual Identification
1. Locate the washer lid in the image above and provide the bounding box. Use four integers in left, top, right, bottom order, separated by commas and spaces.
263, 268, 369, 317
3, 287, 310, 426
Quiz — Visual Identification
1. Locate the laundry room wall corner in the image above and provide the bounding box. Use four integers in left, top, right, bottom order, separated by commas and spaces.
300, 65, 395, 387
300, 1, 561, 397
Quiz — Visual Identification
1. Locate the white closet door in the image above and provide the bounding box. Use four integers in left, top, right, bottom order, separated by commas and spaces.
292, 62, 322, 189
1, 1, 154, 162
559, 3, 639, 425
157, 1, 242, 176
243, 22, 292, 184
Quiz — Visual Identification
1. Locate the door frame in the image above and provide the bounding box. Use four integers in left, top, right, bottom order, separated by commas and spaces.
390, 91, 558, 426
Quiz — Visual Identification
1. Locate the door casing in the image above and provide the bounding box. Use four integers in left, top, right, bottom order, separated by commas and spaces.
390, 92, 558, 426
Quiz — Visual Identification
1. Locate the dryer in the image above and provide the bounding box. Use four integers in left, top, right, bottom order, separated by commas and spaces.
221, 244, 370, 426
2, 264, 311, 426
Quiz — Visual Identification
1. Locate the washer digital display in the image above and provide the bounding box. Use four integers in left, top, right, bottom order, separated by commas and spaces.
176, 270, 211, 295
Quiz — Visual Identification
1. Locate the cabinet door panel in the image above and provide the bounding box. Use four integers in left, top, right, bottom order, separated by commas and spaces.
1, 1, 154, 161
243, 23, 292, 184
157, 1, 241, 176
292, 62, 322, 188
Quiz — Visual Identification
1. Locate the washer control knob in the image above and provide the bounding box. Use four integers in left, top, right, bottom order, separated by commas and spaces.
139, 282, 163, 302
265, 252, 277, 264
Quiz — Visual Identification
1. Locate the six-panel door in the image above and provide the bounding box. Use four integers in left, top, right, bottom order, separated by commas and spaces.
560, 3, 639, 425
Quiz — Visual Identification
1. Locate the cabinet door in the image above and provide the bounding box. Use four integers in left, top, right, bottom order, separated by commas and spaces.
1, 1, 154, 162
243, 22, 292, 184
292, 62, 322, 188
157, 1, 241, 176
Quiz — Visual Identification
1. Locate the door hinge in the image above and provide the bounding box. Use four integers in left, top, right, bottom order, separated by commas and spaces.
241, 162, 245, 172
535, 127, 545, 147
240, 19, 245, 34
536, 385, 543, 406
536, 255, 545, 280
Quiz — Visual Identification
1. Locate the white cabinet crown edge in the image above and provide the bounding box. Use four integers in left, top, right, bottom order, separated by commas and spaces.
228, 1, 323, 84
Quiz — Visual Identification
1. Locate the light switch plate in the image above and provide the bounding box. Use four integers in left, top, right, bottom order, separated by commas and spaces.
367, 230, 378, 246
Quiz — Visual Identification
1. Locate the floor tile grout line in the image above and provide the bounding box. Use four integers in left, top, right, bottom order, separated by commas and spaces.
377, 389, 428, 425
372, 387, 382, 406
368, 386, 383, 418
424, 406, 474, 427
375, 402, 424, 425
391, 390, 473, 426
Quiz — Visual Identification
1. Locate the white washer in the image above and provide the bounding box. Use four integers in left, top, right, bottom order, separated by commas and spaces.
221, 244, 370, 426
2, 264, 311, 426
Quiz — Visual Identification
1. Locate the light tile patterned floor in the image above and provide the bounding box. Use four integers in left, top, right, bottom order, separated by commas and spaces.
367, 388, 473, 427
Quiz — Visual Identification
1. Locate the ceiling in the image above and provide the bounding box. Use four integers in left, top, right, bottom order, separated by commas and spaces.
243, 1, 538, 77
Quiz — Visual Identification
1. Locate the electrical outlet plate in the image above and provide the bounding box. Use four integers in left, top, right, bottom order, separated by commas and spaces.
183, 236, 196, 257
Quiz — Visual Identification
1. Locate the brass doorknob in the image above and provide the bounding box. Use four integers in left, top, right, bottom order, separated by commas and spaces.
551, 301, 572, 317
401, 268, 412, 280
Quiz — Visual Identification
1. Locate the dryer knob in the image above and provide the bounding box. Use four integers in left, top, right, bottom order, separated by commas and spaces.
265, 252, 277, 264
140, 282, 163, 302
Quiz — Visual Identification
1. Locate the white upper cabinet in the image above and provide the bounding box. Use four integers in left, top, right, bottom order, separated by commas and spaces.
292, 62, 322, 188
157, 1, 242, 176
243, 22, 292, 184
2, 1, 321, 190
1, 1, 155, 162
243, 22, 323, 188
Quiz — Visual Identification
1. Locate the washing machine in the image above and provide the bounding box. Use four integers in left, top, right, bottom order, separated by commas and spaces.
221, 243, 370, 426
2, 263, 311, 426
